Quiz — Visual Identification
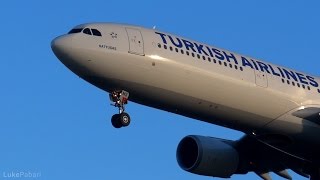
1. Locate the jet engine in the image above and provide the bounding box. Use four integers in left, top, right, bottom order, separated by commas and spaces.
176, 135, 239, 178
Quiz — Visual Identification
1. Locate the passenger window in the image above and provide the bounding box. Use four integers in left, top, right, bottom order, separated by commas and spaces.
83, 28, 92, 35
92, 29, 102, 36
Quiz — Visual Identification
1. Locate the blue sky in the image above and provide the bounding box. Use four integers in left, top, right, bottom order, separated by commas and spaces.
1, 1, 320, 179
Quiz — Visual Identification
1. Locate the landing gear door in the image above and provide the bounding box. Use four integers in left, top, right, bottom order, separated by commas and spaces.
126, 28, 144, 55
254, 70, 268, 88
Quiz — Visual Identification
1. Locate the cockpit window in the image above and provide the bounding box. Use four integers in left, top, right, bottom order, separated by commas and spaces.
91, 29, 102, 36
83, 28, 92, 35
69, 27, 102, 37
68, 28, 83, 34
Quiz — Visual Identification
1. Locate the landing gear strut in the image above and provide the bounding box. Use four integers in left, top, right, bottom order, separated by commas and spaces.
109, 90, 131, 128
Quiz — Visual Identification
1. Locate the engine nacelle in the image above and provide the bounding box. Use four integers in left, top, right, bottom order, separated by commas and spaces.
176, 135, 239, 178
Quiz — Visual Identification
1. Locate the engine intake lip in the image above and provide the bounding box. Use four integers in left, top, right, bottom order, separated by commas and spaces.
176, 136, 202, 171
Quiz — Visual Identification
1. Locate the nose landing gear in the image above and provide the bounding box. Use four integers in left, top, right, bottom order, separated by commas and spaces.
109, 90, 131, 128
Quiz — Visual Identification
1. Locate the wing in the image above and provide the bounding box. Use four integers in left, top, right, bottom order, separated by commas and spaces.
235, 135, 311, 180
292, 107, 320, 126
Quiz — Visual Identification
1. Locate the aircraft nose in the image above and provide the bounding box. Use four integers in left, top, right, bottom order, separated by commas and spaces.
51, 35, 73, 59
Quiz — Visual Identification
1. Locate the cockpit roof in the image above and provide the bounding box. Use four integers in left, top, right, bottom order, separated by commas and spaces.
72, 22, 143, 30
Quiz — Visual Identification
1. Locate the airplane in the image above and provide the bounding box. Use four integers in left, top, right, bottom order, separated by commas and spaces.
51, 22, 320, 180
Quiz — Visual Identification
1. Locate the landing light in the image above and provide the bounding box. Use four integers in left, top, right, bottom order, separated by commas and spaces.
149, 55, 168, 61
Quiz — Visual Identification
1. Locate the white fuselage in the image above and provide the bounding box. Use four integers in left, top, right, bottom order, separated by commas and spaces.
51, 23, 320, 163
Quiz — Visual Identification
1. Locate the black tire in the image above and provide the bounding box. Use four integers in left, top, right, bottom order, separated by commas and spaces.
119, 113, 130, 127
111, 114, 122, 128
